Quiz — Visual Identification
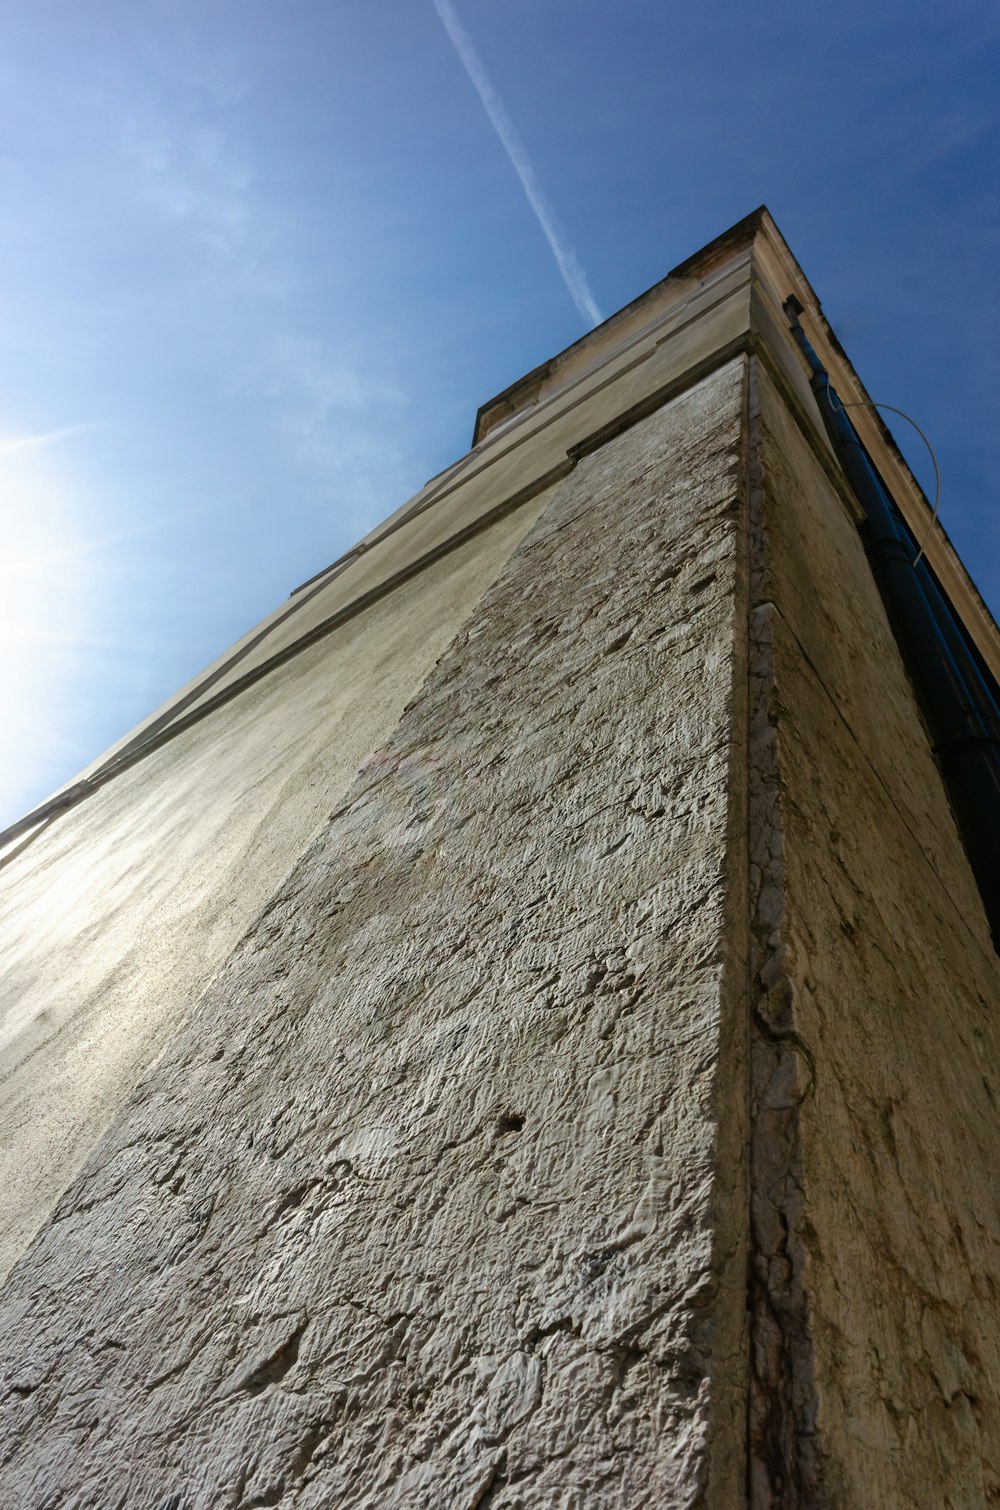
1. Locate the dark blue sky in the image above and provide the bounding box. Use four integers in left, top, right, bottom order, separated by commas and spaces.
2, 0, 997, 824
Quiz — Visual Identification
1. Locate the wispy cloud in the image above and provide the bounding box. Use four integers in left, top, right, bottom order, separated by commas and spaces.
259, 334, 407, 471
430, 0, 602, 328
122, 108, 261, 273
0, 424, 95, 457
120, 75, 287, 298
243, 333, 416, 529
119, 80, 402, 502
3, 513, 195, 575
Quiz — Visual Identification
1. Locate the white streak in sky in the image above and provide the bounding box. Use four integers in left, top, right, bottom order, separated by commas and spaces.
0, 424, 93, 457
430, 0, 602, 328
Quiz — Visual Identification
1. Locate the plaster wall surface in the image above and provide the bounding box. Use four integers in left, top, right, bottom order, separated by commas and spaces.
0, 498, 549, 1285
0, 361, 750, 1508
748, 361, 1000, 1505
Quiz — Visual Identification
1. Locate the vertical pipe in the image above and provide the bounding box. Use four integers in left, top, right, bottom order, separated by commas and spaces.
783, 297, 1000, 946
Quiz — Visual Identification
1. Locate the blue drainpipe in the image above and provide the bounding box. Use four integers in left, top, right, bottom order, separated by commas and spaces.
783, 295, 1000, 949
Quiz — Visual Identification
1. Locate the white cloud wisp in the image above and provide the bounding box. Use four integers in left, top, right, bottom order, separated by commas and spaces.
0, 424, 95, 458
430, 0, 602, 328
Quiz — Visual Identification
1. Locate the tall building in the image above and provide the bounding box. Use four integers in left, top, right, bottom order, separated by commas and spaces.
0, 208, 998, 1507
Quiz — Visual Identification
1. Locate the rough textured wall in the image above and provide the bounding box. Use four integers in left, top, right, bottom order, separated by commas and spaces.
748, 361, 1000, 1506
0, 499, 548, 1286
0, 360, 749, 1508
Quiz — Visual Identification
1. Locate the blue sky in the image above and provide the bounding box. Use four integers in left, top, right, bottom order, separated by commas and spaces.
2, 0, 998, 826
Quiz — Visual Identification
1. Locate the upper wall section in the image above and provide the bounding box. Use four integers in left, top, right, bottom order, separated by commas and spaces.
749, 226, 1000, 686
80, 247, 753, 765
7, 208, 998, 845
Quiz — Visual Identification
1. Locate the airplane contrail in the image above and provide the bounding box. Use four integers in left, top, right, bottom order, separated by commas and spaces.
430, 0, 602, 329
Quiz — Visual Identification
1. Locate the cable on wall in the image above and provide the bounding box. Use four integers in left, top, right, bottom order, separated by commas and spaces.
827, 392, 941, 566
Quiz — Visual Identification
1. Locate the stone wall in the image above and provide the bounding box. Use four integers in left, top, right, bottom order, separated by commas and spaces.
0, 498, 549, 1287
3, 329, 998, 1507
0, 218, 758, 1290
0, 361, 751, 1507
748, 360, 1000, 1506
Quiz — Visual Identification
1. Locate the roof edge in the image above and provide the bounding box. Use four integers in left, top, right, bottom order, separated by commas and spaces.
471, 206, 770, 446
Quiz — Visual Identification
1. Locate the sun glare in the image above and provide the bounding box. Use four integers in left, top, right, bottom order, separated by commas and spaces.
0, 436, 108, 824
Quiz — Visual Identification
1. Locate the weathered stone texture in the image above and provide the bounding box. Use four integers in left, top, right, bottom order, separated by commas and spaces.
748, 361, 1000, 1506
0, 361, 749, 1507
0, 497, 548, 1287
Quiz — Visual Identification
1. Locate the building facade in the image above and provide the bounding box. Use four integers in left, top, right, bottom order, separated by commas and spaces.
0, 209, 998, 1506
